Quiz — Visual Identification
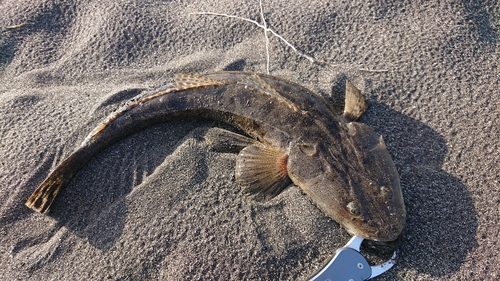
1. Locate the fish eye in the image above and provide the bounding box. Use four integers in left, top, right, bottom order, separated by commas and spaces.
346, 201, 361, 216
298, 143, 319, 156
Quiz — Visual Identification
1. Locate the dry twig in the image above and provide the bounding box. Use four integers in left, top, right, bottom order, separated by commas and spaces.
259, 0, 270, 74
190, 0, 387, 73
6, 23, 26, 29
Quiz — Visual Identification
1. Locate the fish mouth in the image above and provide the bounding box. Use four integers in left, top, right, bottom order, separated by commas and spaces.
344, 217, 404, 242
361, 233, 405, 255
365, 231, 401, 242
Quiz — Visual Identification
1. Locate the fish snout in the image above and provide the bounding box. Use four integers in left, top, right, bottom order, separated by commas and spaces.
345, 207, 405, 242
368, 212, 406, 242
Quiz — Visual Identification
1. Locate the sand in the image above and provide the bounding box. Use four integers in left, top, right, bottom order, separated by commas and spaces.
1, 0, 499, 280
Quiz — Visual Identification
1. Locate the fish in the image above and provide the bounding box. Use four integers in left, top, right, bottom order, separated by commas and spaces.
25, 71, 406, 242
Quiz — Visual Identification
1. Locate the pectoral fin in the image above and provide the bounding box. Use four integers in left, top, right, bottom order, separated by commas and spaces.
204, 128, 257, 153
235, 143, 291, 198
343, 80, 367, 121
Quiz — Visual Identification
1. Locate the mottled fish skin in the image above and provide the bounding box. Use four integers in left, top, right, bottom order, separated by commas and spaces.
25, 71, 405, 242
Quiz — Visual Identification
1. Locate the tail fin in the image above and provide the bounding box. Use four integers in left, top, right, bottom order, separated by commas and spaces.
25, 152, 82, 213
25, 171, 67, 213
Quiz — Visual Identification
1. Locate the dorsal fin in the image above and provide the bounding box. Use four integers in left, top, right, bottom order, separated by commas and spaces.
242, 74, 301, 112
343, 80, 367, 121
172, 73, 225, 90
235, 143, 291, 199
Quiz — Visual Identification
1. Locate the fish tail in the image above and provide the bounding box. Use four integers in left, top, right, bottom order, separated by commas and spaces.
25, 173, 65, 213
25, 152, 83, 213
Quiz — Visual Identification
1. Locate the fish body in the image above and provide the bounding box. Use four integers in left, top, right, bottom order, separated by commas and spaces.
26, 72, 405, 241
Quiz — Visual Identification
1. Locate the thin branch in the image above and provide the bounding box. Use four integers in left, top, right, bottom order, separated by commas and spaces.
259, 0, 270, 74
6, 23, 26, 29
190, 8, 387, 73
189, 11, 319, 65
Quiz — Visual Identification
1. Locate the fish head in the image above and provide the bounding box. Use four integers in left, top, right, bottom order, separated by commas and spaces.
286, 122, 405, 242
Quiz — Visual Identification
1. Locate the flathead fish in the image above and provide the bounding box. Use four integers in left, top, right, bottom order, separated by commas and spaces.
25, 72, 405, 241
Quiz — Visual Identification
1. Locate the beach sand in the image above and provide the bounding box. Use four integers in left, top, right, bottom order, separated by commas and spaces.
1, 0, 499, 280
